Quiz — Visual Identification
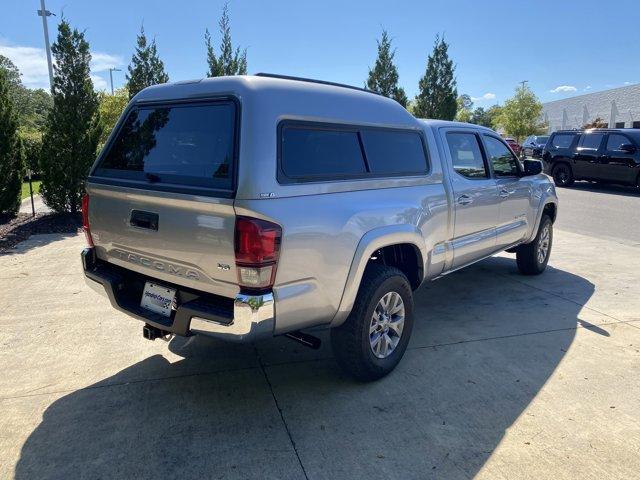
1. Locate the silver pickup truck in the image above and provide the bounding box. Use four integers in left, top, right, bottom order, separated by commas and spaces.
82, 74, 558, 380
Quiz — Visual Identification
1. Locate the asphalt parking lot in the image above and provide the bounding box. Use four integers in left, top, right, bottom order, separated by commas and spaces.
1, 184, 639, 480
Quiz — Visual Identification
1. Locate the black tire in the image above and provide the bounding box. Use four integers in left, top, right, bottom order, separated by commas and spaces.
516, 215, 553, 275
552, 163, 574, 187
331, 264, 414, 381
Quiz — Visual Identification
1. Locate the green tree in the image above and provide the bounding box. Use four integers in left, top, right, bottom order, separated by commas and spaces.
126, 26, 169, 99
0, 55, 52, 133
414, 35, 457, 120
0, 68, 23, 216
205, 3, 247, 77
40, 19, 102, 213
365, 29, 407, 107
494, 85, 546, 141
455, 94, 473, 122
98, 87, 129, 146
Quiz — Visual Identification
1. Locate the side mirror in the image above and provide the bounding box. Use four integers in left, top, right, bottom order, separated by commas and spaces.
522, 159, 543, 176
619, 143, 636, 154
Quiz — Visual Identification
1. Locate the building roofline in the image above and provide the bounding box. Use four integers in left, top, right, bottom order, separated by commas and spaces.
542, 83, 640, 106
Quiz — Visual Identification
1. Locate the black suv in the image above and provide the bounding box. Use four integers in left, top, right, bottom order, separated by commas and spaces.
542, 129, 640, 187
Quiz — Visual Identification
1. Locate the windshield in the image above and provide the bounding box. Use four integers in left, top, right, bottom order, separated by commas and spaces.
536, 136, 549, 145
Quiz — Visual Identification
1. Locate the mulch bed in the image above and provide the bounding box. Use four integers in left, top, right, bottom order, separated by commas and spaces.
0, 212, 82, 253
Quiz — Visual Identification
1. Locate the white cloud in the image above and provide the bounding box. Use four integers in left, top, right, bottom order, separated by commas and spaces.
550, 85, 577, 93
0, 40, 122, 90
584, 85, 592, 90
90, 52, 123, 72
91, 74, 109, 91
470, 92, 496, 102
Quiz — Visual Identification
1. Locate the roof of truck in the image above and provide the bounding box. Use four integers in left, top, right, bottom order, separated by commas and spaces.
418, 119, 496, 133
132, 74, 420, 128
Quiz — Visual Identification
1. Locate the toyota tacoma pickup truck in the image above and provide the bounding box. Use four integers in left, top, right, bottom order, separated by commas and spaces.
82, 74, 558, 381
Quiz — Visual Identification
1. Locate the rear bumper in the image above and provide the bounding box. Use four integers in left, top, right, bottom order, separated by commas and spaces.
82, 248, 274, 342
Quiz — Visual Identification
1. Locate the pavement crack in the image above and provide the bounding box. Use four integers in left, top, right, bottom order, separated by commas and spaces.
255, 346, 310, 480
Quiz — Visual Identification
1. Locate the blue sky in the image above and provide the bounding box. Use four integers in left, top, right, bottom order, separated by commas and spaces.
2, 0, 639, 106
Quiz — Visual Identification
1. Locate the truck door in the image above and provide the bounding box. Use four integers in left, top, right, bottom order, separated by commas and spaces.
482, 134, 532, 248
443, 130, 499, 269
573, 132, 605, 180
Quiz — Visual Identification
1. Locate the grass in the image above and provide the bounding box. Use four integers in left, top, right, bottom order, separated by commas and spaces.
21, 181, 41, 200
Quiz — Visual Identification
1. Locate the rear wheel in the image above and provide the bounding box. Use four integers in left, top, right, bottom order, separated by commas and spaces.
516, 215, 553, 275
552, 163, 574, 187
331, 264, 414, 381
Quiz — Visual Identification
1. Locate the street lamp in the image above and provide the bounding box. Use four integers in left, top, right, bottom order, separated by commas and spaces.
37, 0, 55, 94
109, 68, 122, 95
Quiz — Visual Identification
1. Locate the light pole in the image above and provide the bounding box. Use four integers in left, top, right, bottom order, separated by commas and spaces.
37, 0, 55, 93
108, 67, 122, 94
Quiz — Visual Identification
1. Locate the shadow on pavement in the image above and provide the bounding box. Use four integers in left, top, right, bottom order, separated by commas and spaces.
15, 259, 596, 479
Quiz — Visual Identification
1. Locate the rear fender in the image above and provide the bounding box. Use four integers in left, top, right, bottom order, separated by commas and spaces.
329, 225, 426, 328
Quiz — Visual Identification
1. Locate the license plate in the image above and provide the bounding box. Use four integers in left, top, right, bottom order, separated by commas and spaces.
140, 282, 176, 317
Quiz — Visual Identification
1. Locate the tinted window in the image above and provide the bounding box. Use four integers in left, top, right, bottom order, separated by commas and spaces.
536, 136, 549, 145
97, 102, 236, 190
551, 134, 575, 149
361, 130, 427, 175
578, 133, 604, 150
484, 135, 520, 177
281, 127, 366, 178
446, 133, 488, 179
606, 134, 632, 151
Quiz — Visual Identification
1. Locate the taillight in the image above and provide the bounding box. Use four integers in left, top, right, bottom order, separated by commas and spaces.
234, 216, 282, 290
81, 193, 94, 247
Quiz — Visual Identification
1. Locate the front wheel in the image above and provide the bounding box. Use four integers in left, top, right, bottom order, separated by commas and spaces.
516, 215, 553, 275
331, 264, 414, 381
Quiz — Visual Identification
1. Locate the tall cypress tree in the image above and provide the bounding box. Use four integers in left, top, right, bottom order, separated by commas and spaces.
414, 35, 458, 120
205, 3, 247, 77
40, 19, 101, 214
126, 26, 169, 99
0, 68, 23, 216
365, 30, 407, 107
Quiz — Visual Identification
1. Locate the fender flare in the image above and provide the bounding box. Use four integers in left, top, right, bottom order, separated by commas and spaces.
526, 192, 558, 243
329, 224, 427, 328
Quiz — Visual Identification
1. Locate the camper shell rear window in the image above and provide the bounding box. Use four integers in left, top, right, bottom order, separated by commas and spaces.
93, 99, 238, 195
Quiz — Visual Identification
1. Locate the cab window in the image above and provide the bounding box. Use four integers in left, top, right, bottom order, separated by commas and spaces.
483, 135, 520, 177
446, 132, 488, 179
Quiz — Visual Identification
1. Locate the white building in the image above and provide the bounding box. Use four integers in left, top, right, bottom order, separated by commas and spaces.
541, 84, 640, 132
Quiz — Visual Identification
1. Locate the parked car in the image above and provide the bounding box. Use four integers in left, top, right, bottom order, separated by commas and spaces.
504, 137, 522, 156
522, 135, 550, 159
81, 74, 558, 381
542, 129, 640, 187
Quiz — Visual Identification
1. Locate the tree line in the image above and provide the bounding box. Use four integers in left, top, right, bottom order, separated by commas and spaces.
0, 3, 547, 217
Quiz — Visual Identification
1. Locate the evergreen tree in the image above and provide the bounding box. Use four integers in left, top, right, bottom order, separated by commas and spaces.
365, 30, 407, 107
126, 26, 169, 99
0, 68, 23, 216
414, 35, 458, 120
205, 3, 247, 77
40, 19, 101, 213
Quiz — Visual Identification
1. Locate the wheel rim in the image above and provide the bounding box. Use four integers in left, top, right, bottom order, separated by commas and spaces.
537, 224, 550, 264
554, 166, 568, 184
369, 291, 405, 359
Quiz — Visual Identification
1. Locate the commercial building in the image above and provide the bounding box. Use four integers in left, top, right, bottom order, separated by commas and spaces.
541, 84, 640, 132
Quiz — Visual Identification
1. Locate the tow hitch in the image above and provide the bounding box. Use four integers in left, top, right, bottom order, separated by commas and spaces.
143, 324, 173, 341
284, 331, 322, 350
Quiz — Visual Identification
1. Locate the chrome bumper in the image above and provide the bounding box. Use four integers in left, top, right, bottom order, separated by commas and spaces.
82, 247, 275, 343
190, 293, 275, 342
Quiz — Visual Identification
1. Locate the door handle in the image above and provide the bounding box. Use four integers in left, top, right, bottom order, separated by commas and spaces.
457, 194, 473, 205
130, 210, 159, 230
499, 188, 513, 198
